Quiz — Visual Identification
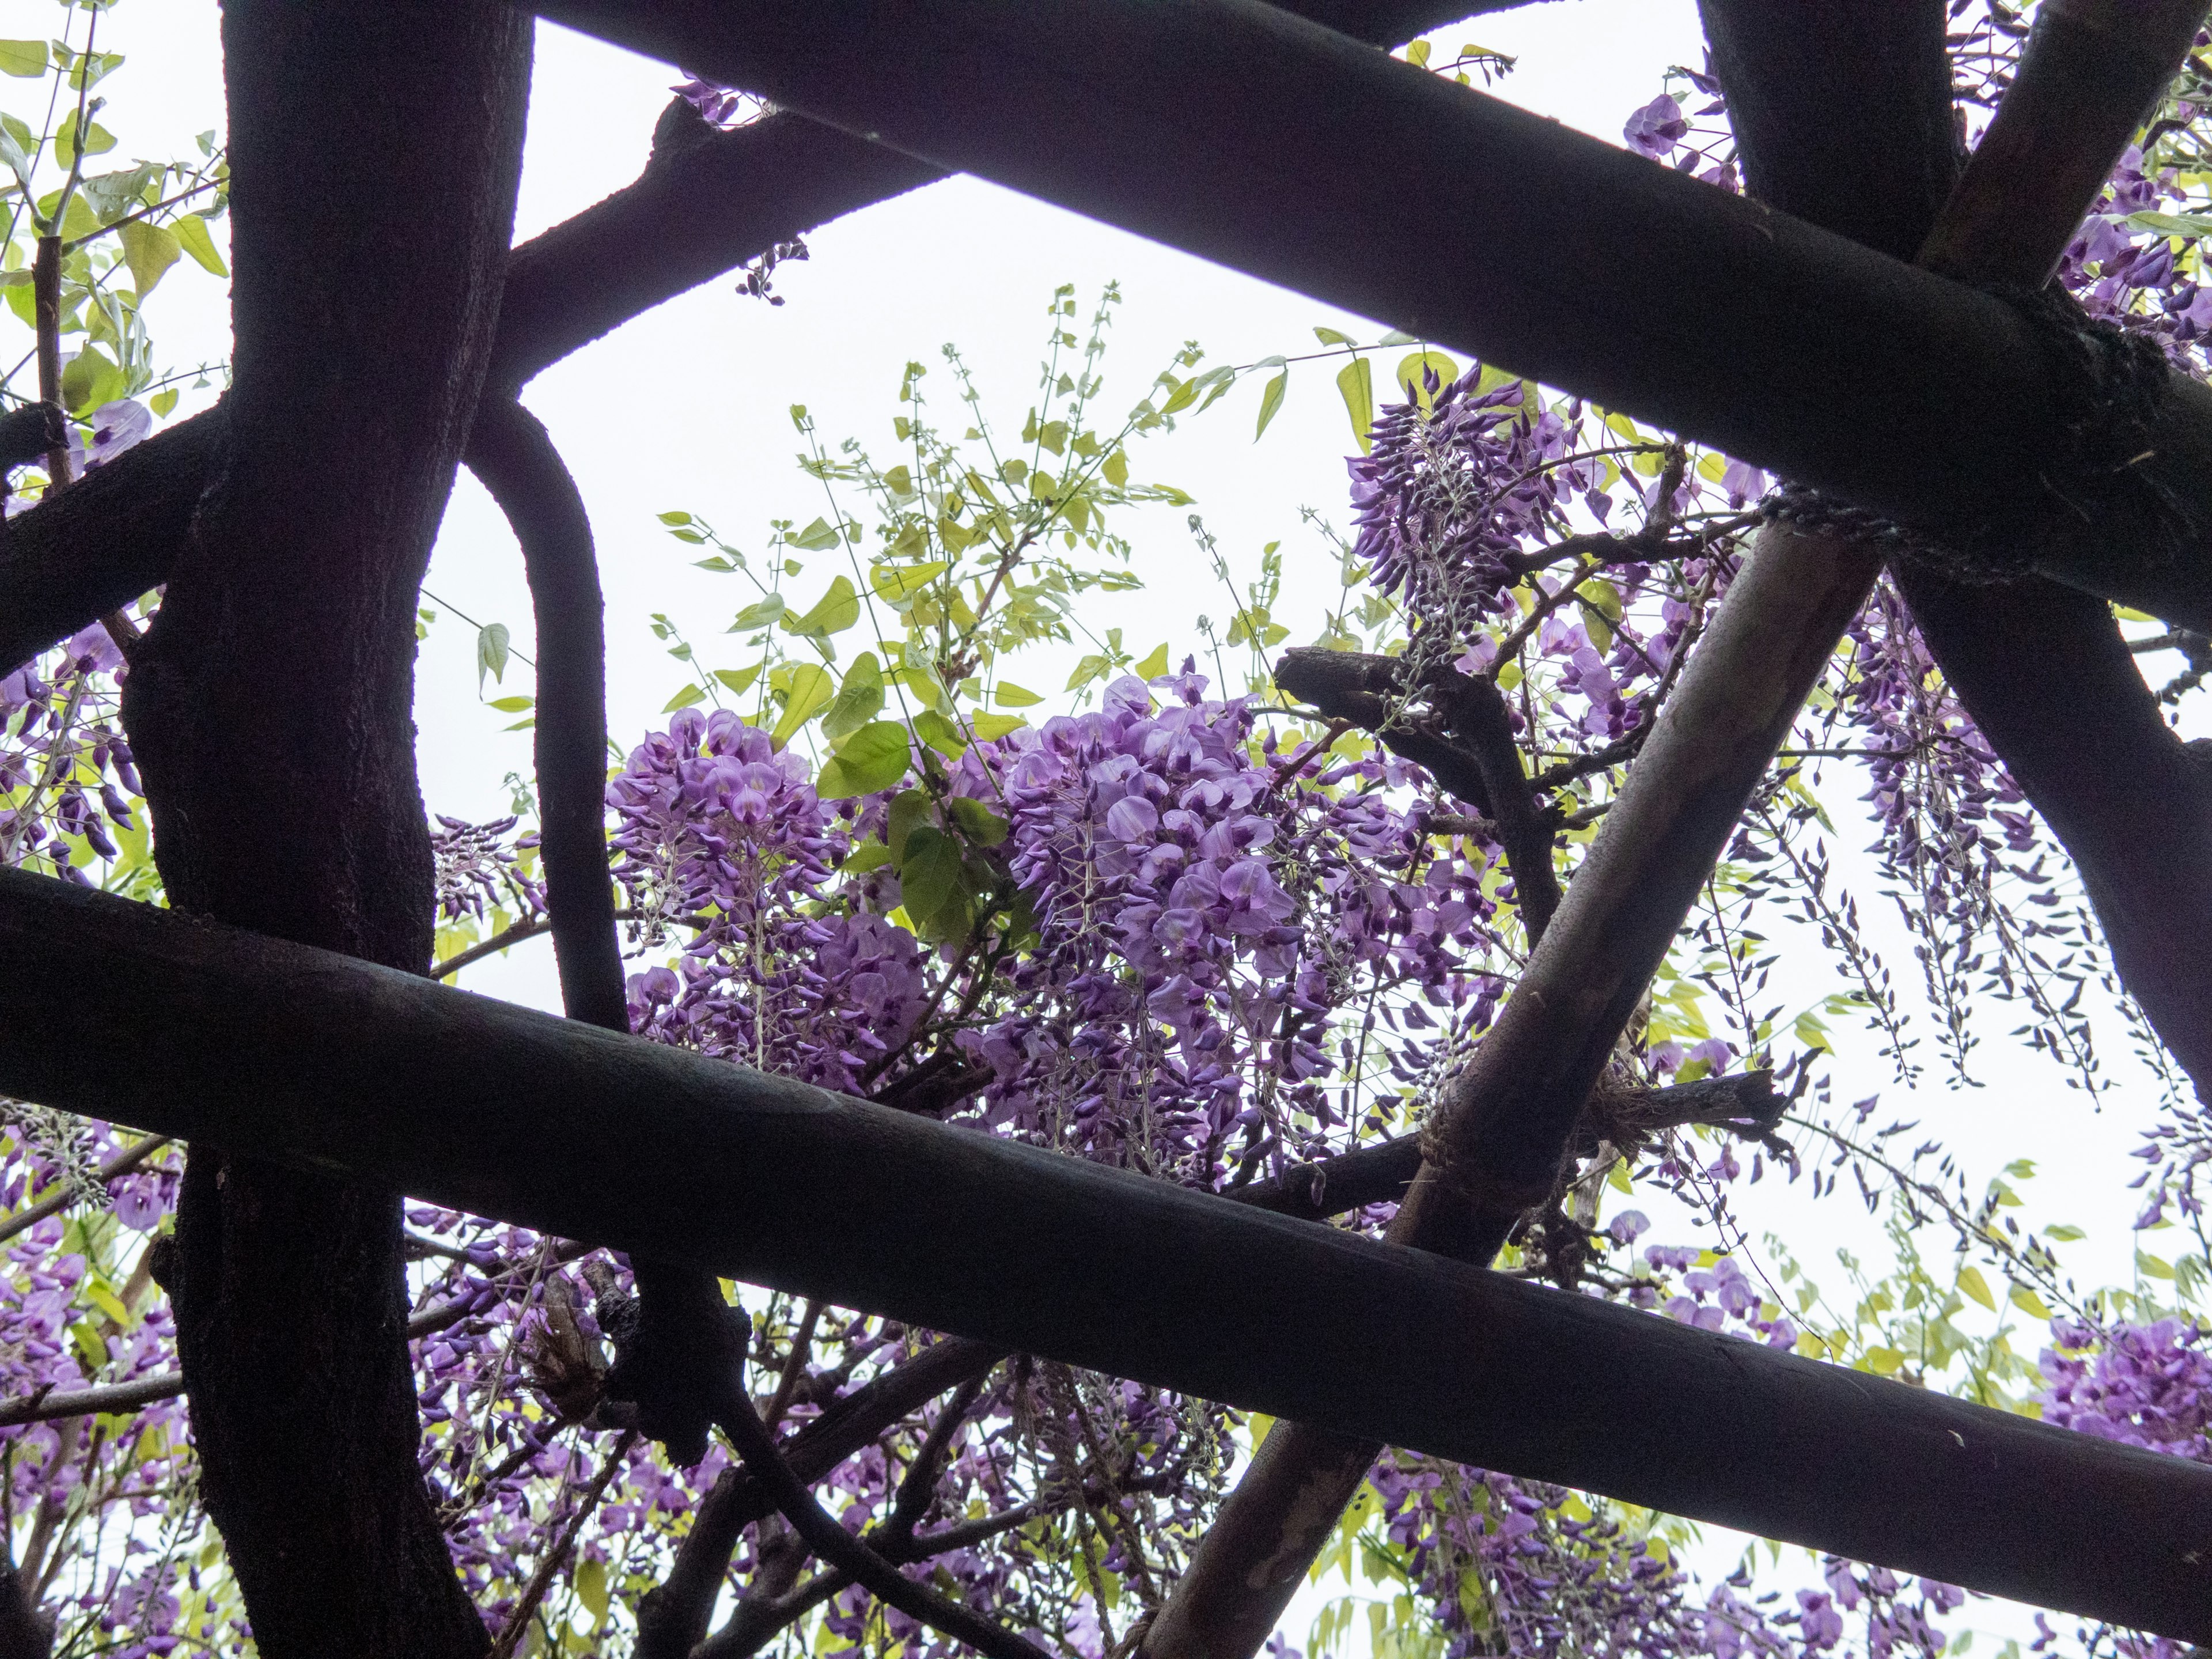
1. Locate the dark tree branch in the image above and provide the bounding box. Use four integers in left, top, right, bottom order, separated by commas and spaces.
1271, 648, 1493, 812
468, 397, 747, 1479
0, 1513, 50, 1659
1225, 1070, 1781, 1223
634, 1465, 754, 1659
1273, 647, 1562, 938
465, 400, 628, 1035
0, 408, 223, 675
534, 0, 2212, 629
1433, 669, 1562, 942
870, 1049, 994, 1118
1699, 0, 1959, 264
0, 1371, 191, 1431
0, 404, 61, 472
486, 107, 938, 395
1917, 0, 2209, 286
1, 870, 2210, 1637
880, 1372, 988, 1544
111, 5, 535, 1653
714, 1370, 1051, 1659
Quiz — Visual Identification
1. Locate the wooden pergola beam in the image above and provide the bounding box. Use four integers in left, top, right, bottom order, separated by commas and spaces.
533, 0, 2212, 628
0, 866, 2206, 1638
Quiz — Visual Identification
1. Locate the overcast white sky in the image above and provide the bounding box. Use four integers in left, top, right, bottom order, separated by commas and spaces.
11, 1, 2183, 1638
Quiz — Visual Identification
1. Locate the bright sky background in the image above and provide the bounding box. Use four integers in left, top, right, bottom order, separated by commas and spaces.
10, 0, 2183, 1644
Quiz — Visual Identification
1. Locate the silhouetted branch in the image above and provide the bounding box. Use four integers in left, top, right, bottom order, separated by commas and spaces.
1226, 1070, 1781, 1222
486, 107, 938, 395
634, 1465, 756, 1659
465, 400, 628, 1035
715, 1388, 1051, 1659
1271, 648, 1493, 812
3, 869, 2211, 1634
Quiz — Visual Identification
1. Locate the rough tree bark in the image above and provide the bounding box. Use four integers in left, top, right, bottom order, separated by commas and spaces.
116, 4, 531, 1653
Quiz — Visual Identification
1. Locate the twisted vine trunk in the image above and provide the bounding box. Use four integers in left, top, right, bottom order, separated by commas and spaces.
118, 3, 531, 1652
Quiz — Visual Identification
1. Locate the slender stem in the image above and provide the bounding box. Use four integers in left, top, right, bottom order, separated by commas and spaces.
0, 1132, 172, 1248
763, 1299, 821, 1431
486, 1429, 638, 1659
60, 177, 220, 254
715, 1392, 1053, 1659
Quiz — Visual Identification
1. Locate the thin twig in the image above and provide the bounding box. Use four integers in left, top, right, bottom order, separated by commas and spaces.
486, 1428, 638, 1659
715, 1393, 1053, 1659
0, 1133, 172, 1248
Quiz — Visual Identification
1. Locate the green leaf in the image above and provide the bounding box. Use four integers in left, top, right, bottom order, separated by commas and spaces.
1861, 1346, 1905, 1376
2126, 210, 2212, 237
0, 129, 32, 199
790, 515, 843, 552
52, 118, 115, 173
487, 695, 535, 714
885, 789, 930, 862
149, 387, 176, 418
658, 509, 695, 525
842, 839, 892, 874
0, 40, 48, 77
662, 681, 706, 713
913, 707, 967, 758
116, 219, 180, 298
785, 574, 860, 637
993, 681, 1043, 708
1313, 325, 1354, 347
730, 595, 786, 633
2044, 1223, 2086, 1243
869, 560, 948, 601
820, 659, 887, 741
967, 712, 1026, 740
59, 344, 123, 414
575, 1556, 609, 1623
1133, 642, 1171, 680
946, 796, 1009, 846
2009, 1283, 2055, 1320
1103, 448, 1129, 488
770, 662, 836, 745
171, 213, 227, 277
1065, 653, 1110, 692
816, 721, 912, 798
897, 825, 965, 923
1158, 376, 1199, 416
714, 665, 762, 697
1956, 1266, 1994, 1312
1255, 361, 1289, 441
476, 623, 511, 692
1336, 357, 1375, 455
1188, 364, 1238, 414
